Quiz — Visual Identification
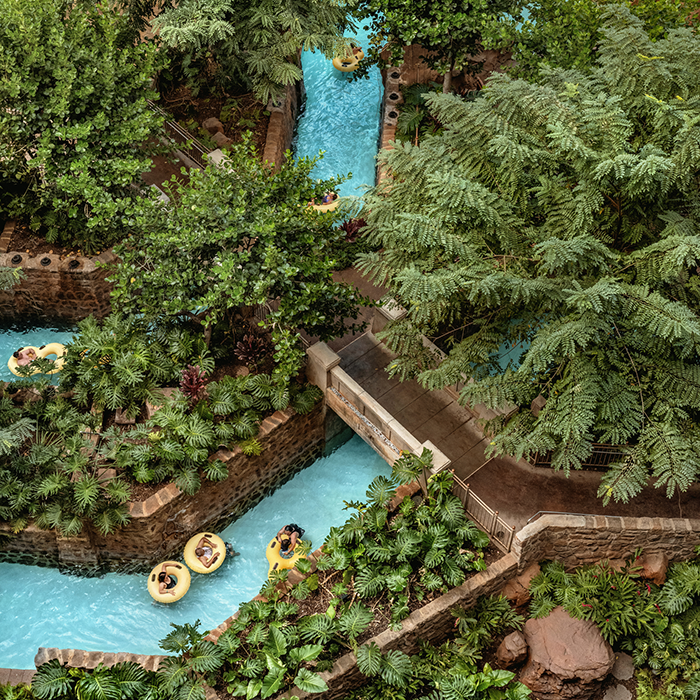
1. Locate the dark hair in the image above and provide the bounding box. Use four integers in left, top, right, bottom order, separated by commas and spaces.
280, 537, 291, 552
195, 548, 204, 557
158, 572, 167, 582
12, 352, 19, 358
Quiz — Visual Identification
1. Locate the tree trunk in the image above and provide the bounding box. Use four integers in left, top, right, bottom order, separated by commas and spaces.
442, 55, 455, 93
204, 323, 212, 348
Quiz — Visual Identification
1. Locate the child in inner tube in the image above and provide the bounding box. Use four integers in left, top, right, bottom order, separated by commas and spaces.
276, 523, 305, 559
13, 347, 37, 366
157, 561, 179, 596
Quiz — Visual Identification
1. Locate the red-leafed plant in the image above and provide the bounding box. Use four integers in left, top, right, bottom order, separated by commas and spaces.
339, 217, 367, 243
235, 334, 271, 369
180, 365, 208, 409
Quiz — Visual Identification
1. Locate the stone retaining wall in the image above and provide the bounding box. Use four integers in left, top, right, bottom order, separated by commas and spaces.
0, 403, 326, 571
0, 220, 114, 322
278, 513, 700, 699
262, 80, 303, 171
514, 513, 700, 571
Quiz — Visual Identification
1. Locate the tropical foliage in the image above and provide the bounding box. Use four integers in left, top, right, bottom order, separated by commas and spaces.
359, 6, 700, 503
483, 0, 700, 82
59, 314, 213, 420
312, 450, 490, 631
355, 0, 518, 91
0, 0, 167, 251
109, 139, 367, 382
529, 552, 700, 699
152, 0, 352, 103
0, 311, 322, 534
0, 387, 132, 536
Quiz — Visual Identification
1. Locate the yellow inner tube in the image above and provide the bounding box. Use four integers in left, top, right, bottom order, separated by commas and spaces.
266, 536, 305, 576
8, 343, 66, 377
332, 49, 364, 73
184, 532, 226, 574
311, 198, 342, 213
39, 343, 67, 375
147, 561, 191, 603
8, 346, 41, 377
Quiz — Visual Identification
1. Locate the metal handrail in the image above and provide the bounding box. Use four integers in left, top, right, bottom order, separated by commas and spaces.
526, 510, 624, 525
147, 100, 210, 168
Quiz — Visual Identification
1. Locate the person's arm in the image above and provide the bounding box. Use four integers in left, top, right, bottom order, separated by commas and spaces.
203, 552, 220, 568
289, 532, 298, 550
276, 526, 287, 541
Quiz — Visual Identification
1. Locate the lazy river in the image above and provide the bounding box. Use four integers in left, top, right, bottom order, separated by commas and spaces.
294, 20, 383, 196
0, 434, 391, 669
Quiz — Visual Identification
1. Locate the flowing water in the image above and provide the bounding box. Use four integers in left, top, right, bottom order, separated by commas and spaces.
294, 21, 383, 196
0, 435, 391, 669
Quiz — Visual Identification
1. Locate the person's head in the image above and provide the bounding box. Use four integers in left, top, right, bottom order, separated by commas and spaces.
280, 537, 291, 552
12, 351, 19, 359
195, 547, 205, 557
158, 572, 168, 583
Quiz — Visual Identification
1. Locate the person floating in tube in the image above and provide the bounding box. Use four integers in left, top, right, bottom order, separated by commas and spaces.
275, 523, 305, 559
194, 535, 221, 569
157, 562, 179, 596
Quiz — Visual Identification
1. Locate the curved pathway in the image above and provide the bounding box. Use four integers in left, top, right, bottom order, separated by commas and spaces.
333, 325, 700, 532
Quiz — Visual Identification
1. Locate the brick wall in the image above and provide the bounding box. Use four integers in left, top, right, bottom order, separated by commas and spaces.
0, 223, 114, 322
0, 403, 326, 572
263, 80, 303, 171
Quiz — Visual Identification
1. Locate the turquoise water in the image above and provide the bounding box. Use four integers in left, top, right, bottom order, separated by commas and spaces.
294, 23, 383, 196
0, 435, 391, 669
0, 322, 75, 383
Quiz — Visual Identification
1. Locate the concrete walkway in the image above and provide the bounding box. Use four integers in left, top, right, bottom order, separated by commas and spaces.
336, 329, 700, 532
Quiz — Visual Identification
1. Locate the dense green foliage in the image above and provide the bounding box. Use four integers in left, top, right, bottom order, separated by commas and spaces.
59, 315, 214, 420
153, 0, 351, 103
109, 140, 367, 382
0, 313, 321, 535
315, 450, 490, 630
0, 0, 167, 251
359, 6, 700, 503
530, 553, 700, 699
355, 0, 518, 91
0, 386, 132, 536
483, 0, 700, 82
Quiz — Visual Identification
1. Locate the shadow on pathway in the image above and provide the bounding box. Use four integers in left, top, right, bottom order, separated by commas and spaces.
335, 327, 700, 532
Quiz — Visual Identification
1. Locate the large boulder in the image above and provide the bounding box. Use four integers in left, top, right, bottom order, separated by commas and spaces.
520, 606, 615, 700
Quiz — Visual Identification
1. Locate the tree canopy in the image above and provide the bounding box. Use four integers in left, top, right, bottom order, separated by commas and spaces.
358, 6, 700, 504
153, 0, 352, 104
482, 0, 700, 82
109, 141, 367, 381
355, 0, 518, 91
0, 0, 167, 251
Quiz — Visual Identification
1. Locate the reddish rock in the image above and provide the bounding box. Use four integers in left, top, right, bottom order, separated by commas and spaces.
502, 563, 541, 607
212, 131, 233, 148
496, 631, 528, 667
202, 117, 224, 134
637, 552, 669, 586
520, 606, 615, 700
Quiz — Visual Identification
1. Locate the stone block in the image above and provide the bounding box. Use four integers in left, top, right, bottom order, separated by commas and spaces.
202, 117, 224, 134
212, 131, 233, 148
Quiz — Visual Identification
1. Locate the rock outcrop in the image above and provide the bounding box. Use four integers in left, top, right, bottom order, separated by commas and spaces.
519, 606, 615, 700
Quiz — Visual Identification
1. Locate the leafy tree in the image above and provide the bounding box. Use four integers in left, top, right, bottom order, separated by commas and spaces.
483, 0, 700, 82
152, 0, 352, 103
358, 6, 700, 504
109, 140, 368, 381
0, 0, 168, 251
355, 0, 518, 92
